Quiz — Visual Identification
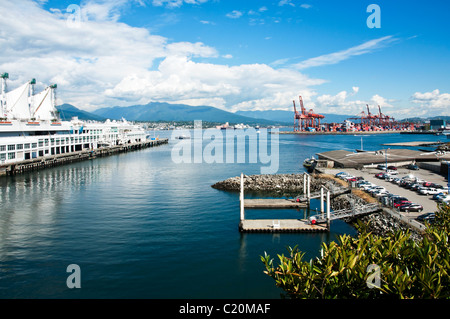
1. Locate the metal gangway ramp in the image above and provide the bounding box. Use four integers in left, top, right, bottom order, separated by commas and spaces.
310, 203, 381, 224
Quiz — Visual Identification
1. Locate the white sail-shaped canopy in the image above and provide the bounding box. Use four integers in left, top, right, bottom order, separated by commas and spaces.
32, 87, 57, 121
5, 82, 31, 120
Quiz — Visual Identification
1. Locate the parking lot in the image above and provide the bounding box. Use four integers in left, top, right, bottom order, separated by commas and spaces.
320, 166, 449, 221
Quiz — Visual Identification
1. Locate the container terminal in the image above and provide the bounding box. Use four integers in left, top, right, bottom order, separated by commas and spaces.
288, 95, 428, 134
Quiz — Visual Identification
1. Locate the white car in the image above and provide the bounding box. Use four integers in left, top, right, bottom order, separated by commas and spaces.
438, 195, 450, 203
375, 190, 390, 197
368, 186, 385, 194
418, 187, 431, 195
360, 183, 374, 190
424, 188, 441, 195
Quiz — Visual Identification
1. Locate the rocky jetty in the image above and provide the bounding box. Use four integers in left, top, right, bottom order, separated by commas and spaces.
211, 173, 344, 196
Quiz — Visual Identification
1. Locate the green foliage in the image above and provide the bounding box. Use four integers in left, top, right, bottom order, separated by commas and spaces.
262, 204, 450, 299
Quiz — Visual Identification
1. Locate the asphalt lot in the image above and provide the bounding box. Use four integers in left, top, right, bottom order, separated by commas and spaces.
320, 166, 449, 220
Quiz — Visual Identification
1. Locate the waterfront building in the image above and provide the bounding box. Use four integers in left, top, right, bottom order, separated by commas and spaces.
0, 73, 147, 165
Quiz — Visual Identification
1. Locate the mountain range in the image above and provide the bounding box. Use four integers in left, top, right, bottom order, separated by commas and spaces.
57, 102, 443, 125
91, 102, 283, 125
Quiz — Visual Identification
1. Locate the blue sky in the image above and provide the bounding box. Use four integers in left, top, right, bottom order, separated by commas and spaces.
1, 0, 449, 119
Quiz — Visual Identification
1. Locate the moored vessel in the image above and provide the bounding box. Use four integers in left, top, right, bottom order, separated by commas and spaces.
0, 73, 147, 165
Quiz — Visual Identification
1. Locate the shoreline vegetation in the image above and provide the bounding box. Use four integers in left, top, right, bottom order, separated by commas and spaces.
213, 173, 450, 299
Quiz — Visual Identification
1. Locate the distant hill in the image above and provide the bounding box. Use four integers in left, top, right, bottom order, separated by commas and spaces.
400, 116, 450, 123
57, 104, 105, 121
92, 102, 284, 125
235, 110, 351, 124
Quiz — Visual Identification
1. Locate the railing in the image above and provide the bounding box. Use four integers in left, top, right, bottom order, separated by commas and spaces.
295, 187, 350, 202
311, 203, 381, 223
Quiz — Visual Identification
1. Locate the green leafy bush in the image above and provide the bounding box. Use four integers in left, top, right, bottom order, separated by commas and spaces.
262, 204, 450, 299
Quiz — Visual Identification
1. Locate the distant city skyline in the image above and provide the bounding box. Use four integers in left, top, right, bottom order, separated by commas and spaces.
0, 0, 449, 119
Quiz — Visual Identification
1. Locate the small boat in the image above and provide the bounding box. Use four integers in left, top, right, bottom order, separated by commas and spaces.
175, 135, 190, 140
303, 156, 315, 167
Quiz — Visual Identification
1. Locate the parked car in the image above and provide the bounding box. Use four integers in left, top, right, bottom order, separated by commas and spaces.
419, 188, 440, 195
433, 193, 446, 201
335, 172, 349, 177
360, 183, 375, 190
393, 199, 411, 208
386, 170, 398, 175
374, 190, 390, 198
385, 175, 396, 182
399, 203, 423, 212
377, 164, 387, 170
387, 166, 397, 170
375, 173, 385, 178
407, 164, 419, 170
439, 195, 450, 203
416, 212, 436, 223
368, 186, 386, 194
348, 177, 363, 182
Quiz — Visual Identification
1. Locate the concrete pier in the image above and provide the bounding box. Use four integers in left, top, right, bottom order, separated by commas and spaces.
0, 138, 168, 176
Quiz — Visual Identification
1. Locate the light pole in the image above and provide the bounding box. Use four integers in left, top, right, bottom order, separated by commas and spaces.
445, 160, 450, 191
385, 148, 389, 172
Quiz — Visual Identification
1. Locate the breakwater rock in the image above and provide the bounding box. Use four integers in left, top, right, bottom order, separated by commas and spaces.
356, 211, 423, 241
211, 173, 344, 196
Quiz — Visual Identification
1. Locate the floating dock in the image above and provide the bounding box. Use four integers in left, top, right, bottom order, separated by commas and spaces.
382, 141, 444, 147
238, 173, 331, 233
239, 219, 327, 233
244, 199, 307, 209
0, 138, 168, 176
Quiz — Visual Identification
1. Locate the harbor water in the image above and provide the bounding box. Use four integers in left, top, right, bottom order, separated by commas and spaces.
0, 130, 443, 298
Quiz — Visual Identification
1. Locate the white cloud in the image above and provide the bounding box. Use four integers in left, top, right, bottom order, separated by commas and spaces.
1, 0, 408, 119
300, 4, 312, 9
294, 36, 396, 70
411, 89, 450, 116
313, 88, 396, 116
226, 10, 243, 19
165, 42, 218, 58
152, 0, 209, 8
0, 1, 327, 113
278, 0, 295, 7
105, 56, 325, 112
